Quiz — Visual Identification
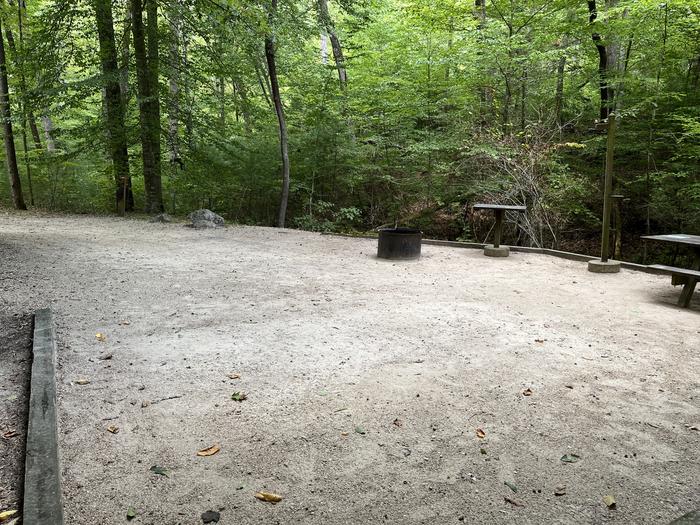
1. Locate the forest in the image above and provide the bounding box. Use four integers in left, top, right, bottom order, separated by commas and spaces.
0, 0, 698, 260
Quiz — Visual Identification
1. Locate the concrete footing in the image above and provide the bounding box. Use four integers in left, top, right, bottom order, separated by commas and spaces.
588, 259, 621, 274
24, 309, 64, 525
484, 245, 510, 258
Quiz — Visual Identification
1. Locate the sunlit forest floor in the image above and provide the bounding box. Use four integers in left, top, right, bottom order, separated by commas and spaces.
1, 212, 698, 524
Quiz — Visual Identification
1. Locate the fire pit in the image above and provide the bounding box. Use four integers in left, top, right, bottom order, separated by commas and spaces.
377, 228, 422, 260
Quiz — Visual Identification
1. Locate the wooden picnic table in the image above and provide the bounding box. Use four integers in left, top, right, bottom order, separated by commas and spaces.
642, 234, 700, 308
473, 204, 527, 256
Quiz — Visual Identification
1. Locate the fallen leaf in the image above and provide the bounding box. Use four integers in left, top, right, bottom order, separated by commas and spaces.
2, 430, 18, 439
126, 507, 136, 521
150, 465, 169, 477
0, 510, 18, 522
75, 378, 91, 385
107, 425, 119, 434
119, 320, 131, 326
141, 400, 151, 408
98, 353, 113, 360
227, 373, 241, 380
554, 485, 567, 496
255, 492, 283, 504
197, 444, 221, 457
504, 481, 518, 493
689, 426, 699, 431
393, 418, 403, 427
565, 385, 574, 389
522, 388, 533, 397
560, 454, 580, 463
201, 510, 220, 523
504, 496, 524, 507
603, 495, 616, 509
534, 339, 545, 344
231, 392, 247, 402
340, 432, 349, 437
355, 426, 367, 435
95, 333, 107, 342
480, 448, 487, 455
476, 428, 486, 439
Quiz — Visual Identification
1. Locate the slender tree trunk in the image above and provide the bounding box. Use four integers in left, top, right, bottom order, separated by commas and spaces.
95, 0, 133, 214
120, 9, 131, 104
554, 55, 566, 128
167, 2, 181, 168
265, 0, 290, 228
317, 0, 347, 88
588, 1, 611, 121
0, 20, 25, 209
41, 115, 56, 152
131, 0, 163, 213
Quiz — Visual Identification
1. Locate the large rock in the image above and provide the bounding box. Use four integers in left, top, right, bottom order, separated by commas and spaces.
188, 209, 225, 229
150, 213, 173, 223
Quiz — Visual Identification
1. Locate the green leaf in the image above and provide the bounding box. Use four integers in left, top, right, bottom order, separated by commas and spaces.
504, 481, 518, 493
126, 507, 136, 520
560, 454, 581, 463
231, 392, 247, 402
355, 426, 366, 435
150, 465, 169, 477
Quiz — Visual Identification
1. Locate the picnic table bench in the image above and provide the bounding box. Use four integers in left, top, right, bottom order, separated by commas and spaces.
473, 204, 527, 257
642, 234, 700, 308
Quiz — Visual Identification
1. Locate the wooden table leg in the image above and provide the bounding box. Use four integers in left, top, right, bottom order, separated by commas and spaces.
493, 209, 504, 248
678, 248, 700, 307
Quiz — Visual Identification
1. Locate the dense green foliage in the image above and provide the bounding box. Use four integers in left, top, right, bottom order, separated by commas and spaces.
0, 0, 698, 259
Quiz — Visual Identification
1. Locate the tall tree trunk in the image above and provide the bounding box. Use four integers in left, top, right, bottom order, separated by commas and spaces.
131, 0, 163, 213
167, 2, 181, 168
265, 0, 290, 228
95, 0, 133, 214
554, 55, 566, 128
120, 9, 131, 104
41, 114, 56, 152
588, 1, 611, 121
0, 19, 25, 210
317, 0, 347, 88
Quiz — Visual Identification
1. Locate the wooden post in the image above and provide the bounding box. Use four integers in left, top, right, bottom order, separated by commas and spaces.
601, 113, 617, 263
493, 209, 504, 248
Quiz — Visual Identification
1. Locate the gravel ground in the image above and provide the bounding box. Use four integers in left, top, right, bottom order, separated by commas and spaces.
0, 312, 32, 520
0, 212, 698, 525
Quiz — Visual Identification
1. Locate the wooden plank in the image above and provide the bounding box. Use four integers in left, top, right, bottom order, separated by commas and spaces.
648, 264, 700, 279
23, 309, 64, 525
473, 204, 527, 212
642, 234, 700, 248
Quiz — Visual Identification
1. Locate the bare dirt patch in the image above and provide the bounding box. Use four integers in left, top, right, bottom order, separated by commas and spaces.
0, 212, 698, 524
0, 312, 32, 518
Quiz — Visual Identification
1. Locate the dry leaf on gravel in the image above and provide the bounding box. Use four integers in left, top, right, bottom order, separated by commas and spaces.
603, 495, 616, 509
560, 454, 580, 463
75, 379, 91, 385
254, 492, 283, 504
476, 428, 486, 439
504, 497, 524, 507
0, 510, 18, 522
150, 465, 169, 477
2, 430, 18, 439
522, 388, 533, 396
107, 425, 119, 434
98, 353, 113, 360
554, 485, 567, 496
119, 320, 130, 326
141, 400, 151, 408
95, 333, 107, 342
227, 373, 241, 380
393, 418, 403, 427
197, 444, 221, 457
